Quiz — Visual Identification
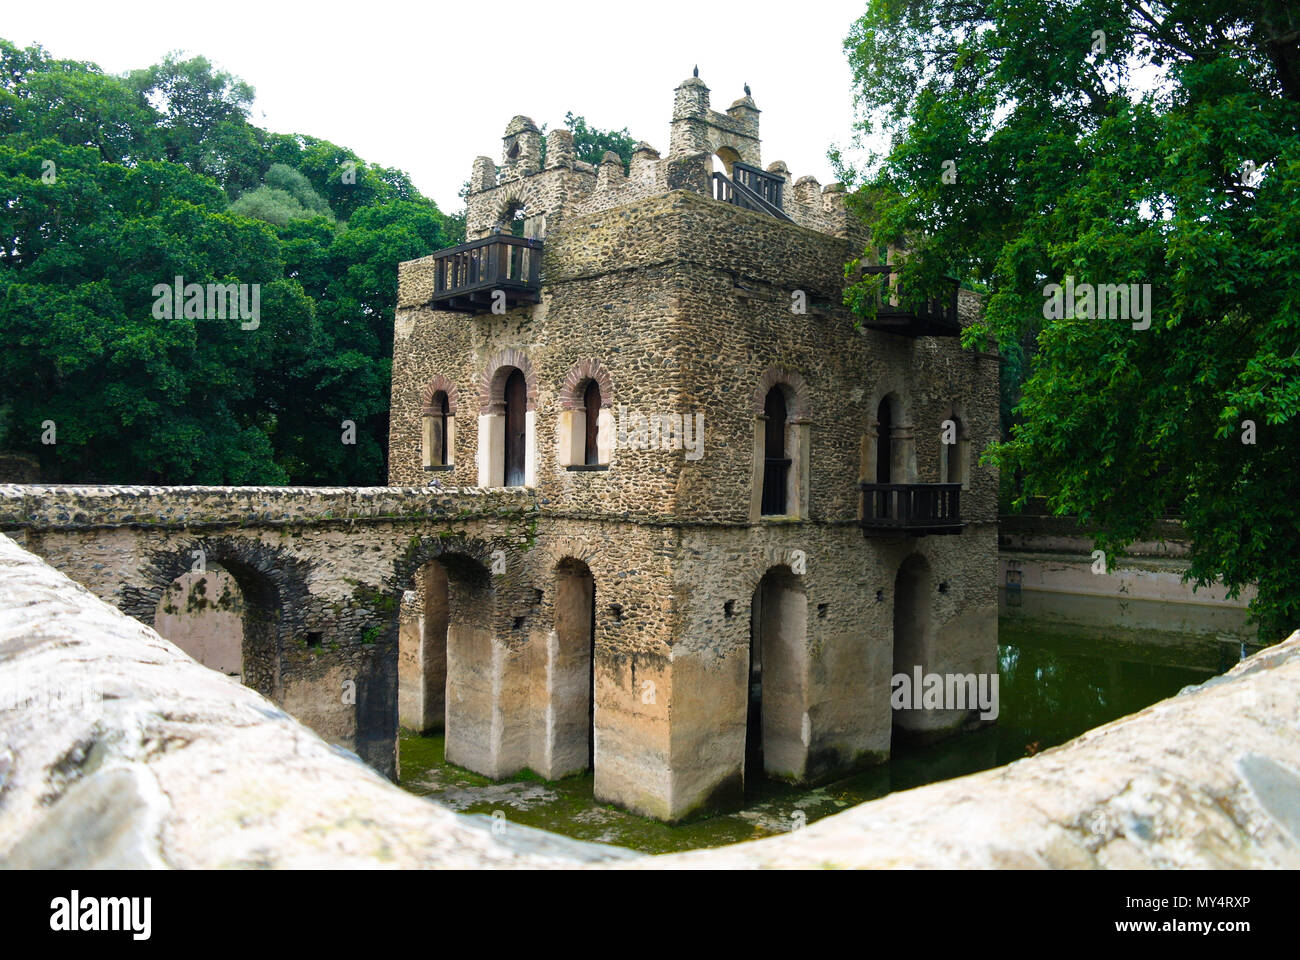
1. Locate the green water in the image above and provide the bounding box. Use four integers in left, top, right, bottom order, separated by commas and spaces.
397, 619, 1233, 854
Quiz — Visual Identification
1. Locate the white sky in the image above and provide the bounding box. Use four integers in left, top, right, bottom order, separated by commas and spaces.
4, 0, 872, 212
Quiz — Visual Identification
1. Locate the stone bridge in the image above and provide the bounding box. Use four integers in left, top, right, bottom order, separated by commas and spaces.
0, 484, 538, 776
2, 528, 1297, 869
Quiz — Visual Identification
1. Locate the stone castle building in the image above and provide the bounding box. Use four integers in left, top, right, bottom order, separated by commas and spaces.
387, 73, 1001, 821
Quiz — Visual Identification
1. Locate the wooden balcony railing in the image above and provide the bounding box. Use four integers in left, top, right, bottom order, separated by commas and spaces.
428, 234, 542, 313
732, 161, 785, 211
860, 482, 965, 536
857, 266, 961, 337
711, 163, 793, 222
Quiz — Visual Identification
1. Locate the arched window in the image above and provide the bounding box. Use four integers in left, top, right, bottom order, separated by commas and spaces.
420, 379, 457, 474
503, 369, 527, 487
558, 360, 614, 471
499, 199, 528, 238
751, 368, 810, 521
876, 398, 893, 484
582, 380, 601, 466
424, 391, 450, 467
761, 387, 789, 515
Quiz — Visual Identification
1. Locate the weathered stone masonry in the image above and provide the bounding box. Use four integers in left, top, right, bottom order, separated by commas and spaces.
0, 484, 538, 778
5, 533, 1296, 869
0, 76, 1001, 824
387, 75, 1001, 820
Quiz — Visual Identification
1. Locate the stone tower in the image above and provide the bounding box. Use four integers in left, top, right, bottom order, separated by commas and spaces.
389, 73, 1000, 821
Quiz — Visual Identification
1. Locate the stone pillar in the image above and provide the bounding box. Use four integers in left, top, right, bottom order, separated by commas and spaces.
545, 128, 575, 169
469, 156, 497, 194
477, 411, 505, 487
669, 76, 711, 158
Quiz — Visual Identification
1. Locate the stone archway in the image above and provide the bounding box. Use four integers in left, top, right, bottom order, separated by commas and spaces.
399, 560, 448, 733
893, 553, 933, 739
440, 552, 502, 774
153, 564, 246, 679
132, 538, 313, 701
544, 557, 596, 779
746, 564, 808, 792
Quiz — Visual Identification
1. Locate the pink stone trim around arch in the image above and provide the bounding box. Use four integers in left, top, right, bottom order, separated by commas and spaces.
753, 367, 810, 419
420, 375, 459, 416
479, 349, 538, 414
558, 359, 615, 411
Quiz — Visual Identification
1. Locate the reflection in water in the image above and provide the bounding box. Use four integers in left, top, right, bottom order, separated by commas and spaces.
398, 620, 1228, 855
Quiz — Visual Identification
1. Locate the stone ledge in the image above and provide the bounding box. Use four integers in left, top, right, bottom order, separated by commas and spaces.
0, 532, 629, 869
0, 484, 539, 531
1, 530, 1296, 869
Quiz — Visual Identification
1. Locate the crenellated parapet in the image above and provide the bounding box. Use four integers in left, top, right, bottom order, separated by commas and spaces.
460, 72, 860, 243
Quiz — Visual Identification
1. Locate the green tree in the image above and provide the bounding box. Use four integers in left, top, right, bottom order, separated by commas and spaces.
562, 112, 638, 169
0, 40, 459, 487
840, 1, 1300, 641
126, 51, 262, 195
230, 163, 336, 225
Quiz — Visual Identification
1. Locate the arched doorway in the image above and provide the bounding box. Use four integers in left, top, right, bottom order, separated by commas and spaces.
893, 554, 932, 738
710, 146, 741, 178
441, 553, 499, 772
153, 565, 245, 678
399, 560, 448, 733
746, 565, 807, 792
503, 368, 527, 487
549, 558, 596, 778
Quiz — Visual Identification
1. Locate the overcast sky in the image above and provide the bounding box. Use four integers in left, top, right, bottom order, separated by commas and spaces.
5, 0, 873, 212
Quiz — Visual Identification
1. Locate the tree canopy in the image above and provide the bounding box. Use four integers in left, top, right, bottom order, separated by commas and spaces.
0, 39, 461, 485
839, 1, 1300, 640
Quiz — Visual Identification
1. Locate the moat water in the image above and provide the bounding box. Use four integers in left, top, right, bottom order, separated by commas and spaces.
397, 616, 1241, 854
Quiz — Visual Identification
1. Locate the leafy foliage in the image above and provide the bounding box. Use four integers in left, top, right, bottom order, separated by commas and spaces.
839, 1, 1300, 640
0, 39, 461, 485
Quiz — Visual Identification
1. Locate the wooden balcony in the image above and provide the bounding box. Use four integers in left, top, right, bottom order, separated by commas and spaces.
860, 482, 965, 537
428, 235, 542, 313
712, 161, 793, 222
857, 266, 960, 337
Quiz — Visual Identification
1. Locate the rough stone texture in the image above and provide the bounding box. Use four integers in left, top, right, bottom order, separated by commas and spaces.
648, 634, 1300, 869
2, 533, 1297, 869
0, 485, 539, 780
0, 533, 634, 869
384, 81, 1002, 820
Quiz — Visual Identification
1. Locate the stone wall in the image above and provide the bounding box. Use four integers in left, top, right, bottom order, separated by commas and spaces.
0, 484, 539, 778
3, 532, 1297, 869
458, 74, 861, 243
391, 190, 1000, 527
389, 160, 1000, 819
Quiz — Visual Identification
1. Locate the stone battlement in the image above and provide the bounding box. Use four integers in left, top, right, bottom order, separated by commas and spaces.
462, 72, 859, 242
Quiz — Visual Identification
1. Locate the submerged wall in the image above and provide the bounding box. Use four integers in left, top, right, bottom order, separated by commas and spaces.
999, 514, 1257, 641
2, 532, 1297, 869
